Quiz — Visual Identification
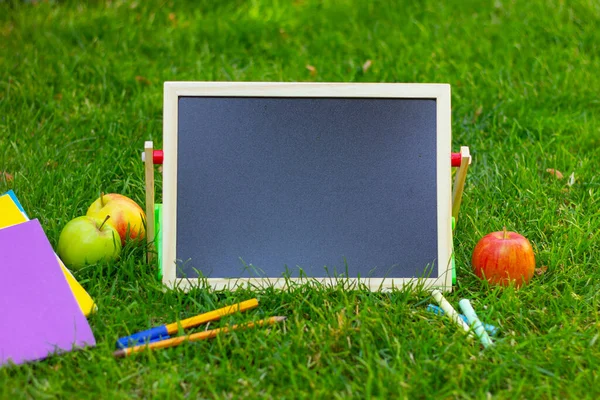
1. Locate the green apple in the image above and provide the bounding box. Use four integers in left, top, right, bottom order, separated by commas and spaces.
57, 215, 122, 270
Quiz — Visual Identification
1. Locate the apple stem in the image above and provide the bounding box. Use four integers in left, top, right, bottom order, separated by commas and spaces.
99, 215, 111, 230
101, 192, 105, 207
503, 226, 508, 239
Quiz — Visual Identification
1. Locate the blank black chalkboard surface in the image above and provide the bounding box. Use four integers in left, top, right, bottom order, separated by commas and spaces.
162, 82, 453, 291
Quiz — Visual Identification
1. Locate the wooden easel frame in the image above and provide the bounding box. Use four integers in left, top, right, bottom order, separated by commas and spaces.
143, 83, 471, 289
143, 141, 156, 263
451, 146, 472, 223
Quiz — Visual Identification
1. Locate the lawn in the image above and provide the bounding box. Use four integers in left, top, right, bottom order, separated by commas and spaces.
1, 0, 599, 398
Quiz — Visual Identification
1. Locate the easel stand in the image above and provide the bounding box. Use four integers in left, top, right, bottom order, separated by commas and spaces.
451, 146, 472, 223
142, 142, 471, 280
141, 141, 163, 264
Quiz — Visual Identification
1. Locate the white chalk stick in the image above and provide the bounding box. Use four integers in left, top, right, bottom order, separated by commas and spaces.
431, 290, 473, 337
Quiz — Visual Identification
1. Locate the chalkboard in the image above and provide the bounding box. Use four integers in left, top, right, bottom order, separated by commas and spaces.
162, 82, 452, 291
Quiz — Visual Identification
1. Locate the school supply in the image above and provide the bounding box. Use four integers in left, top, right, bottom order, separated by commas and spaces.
431, 289, 474, 338
114, 316, 285, 358
426, 304, 498, 336
0, 220, 96, 366
144, 82, 473, 292
459, 299, 494, 348
116, 298, 259, 348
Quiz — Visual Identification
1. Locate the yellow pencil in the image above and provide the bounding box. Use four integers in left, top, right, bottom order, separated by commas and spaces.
167, 298, 259, 332
116, 298, 259, 348
113, 316, 286, 358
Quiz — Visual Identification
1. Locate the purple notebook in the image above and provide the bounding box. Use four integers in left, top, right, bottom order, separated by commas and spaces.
0, 219, 96, 366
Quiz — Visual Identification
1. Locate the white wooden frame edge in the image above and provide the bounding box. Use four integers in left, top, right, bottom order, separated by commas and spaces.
162, 81, 453, 292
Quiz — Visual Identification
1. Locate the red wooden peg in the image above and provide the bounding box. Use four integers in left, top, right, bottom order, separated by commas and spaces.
451, 152, 461, 167
153, 150, 164, 165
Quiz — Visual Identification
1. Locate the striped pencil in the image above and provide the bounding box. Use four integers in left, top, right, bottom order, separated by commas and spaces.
114, 316, 286, 358
116, 298, 259, 348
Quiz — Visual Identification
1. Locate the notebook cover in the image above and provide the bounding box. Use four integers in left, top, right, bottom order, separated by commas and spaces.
0, 219, 96, 366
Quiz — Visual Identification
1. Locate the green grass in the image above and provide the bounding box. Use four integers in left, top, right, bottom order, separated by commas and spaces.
1, 0, 600, 398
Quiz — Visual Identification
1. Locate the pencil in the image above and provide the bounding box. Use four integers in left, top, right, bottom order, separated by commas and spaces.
113, 316, 286, 358
116, 298, 259, 348
166, 298, 260, 332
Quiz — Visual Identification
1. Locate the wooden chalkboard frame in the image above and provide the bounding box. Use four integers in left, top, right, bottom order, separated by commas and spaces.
162, 82, 453, 292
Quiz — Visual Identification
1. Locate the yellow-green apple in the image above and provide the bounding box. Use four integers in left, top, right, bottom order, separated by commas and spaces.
472, 227, 535, 288
86, 193, 146, 246
57, 215, 122, 270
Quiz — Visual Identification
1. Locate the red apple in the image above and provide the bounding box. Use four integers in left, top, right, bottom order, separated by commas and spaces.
57, 215, 122, 270
472, 228, 535, 288
86, 193, 146, 246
